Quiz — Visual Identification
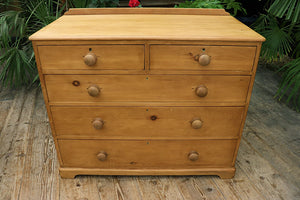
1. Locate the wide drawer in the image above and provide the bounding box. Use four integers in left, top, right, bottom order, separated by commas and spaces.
52, 106, 244, 138
150, 45, 256, 71
45, 75, 250, 103
38, 45, 144, 70
58, 139, 237, 168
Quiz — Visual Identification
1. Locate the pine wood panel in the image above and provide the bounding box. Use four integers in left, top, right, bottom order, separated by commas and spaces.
65, 8, 229, 15
150, 45, 256, 72
29, 13, 265, 42
58, 139, 237, 168
51, 106, 244, 138
38, 45, 145, 71
45, 75, 250, 103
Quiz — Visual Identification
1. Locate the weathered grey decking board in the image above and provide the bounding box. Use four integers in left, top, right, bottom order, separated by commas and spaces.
0, 67, 299, 200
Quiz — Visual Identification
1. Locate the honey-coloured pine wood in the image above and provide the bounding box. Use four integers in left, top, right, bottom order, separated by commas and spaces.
58, 139, 237, 169
150, 45, 257, 72
51, 106, 244, 138
29, 11, 265, 42
29, 8, 265, 179
64, 8, 231, 16
44, 74, 251, 103
38, 45, 145, 71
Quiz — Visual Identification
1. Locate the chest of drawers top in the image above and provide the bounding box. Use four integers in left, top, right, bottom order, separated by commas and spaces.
30, 8, 264, 42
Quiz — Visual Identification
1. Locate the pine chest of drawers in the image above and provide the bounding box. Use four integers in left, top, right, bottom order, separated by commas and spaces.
29, 8, 265, 179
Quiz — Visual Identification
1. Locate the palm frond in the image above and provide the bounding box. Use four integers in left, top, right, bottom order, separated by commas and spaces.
0, 1, 65, 88
253, 14, 294, 62
276, 58, 300, 111
268, 0, 300, 23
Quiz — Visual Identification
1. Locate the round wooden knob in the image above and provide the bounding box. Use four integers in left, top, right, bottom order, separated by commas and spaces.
198, 54, 210, 66
87, 85, 100, 97
188, 151, 199, 161
84, 52, 97, 66
97, 151, 107, 161
92, 118, 104, 130
191, 119, 203, 129
195, 85, 208, 97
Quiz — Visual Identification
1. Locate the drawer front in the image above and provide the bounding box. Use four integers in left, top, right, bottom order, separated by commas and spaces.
150, 45, 256, 71
52, 106, 244, 138
58, 139, 237, 168
45, 75, 250, 103
38, 45, 144, 70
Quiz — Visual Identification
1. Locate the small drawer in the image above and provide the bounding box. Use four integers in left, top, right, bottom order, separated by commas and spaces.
51, 106, 244, 138
38, 45, 144, 70
58, 139, 237, 168
45, 75, 250, 103
150, 45, 256, 72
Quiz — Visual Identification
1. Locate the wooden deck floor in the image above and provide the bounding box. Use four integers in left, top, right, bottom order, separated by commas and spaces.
0, 67, 299, 200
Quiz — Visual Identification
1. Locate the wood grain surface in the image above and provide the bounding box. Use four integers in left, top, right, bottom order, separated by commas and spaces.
29, 14, 265, 41
65, 8, 230, 16
45, 75, 251, 103
38, 45, 144, 70
58, 139, 237, 168
51, 106, 244, 138
150, 45, 256, 72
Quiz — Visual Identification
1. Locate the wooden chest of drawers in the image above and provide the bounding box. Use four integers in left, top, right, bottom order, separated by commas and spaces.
29, 8, 265, 179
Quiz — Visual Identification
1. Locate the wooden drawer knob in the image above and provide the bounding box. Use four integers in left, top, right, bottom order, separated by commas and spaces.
87, 85, 100, 97
188, 151, 199, 161
84, 52, 97, 66
97, 151, 107, 161
195, 85, 208, 97
92, 118, 104, 130
191, 119, 203, 129
198, 54, 210, 66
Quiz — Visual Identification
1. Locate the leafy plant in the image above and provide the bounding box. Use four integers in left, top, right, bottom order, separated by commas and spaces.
253, 14, 293, 62
1, 0, 122, 88
268, 0, 300, 23
93, 0, 119, 7
0, 0, 65, 88
0, 11, 35, 87
253, 0, 300, 110
175, 0, 223, 9
276, 58, 300, 111
222, 0, 246, 16
175, 0, 246, 16
67, 0, 119, 8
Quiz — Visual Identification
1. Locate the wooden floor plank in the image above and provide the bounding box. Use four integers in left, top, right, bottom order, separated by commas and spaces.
114, 176, 143, 200
0, 88, 37, 200
243, 125, 300, 187
191, 176, 226, 200
96, 176, 142, 200
212, 164, 266, 200
60, 176, 100, 200
147, 176, 184, 200
137, 176, 183, 200
237, 139, 300, 199
174, 176, 208, 200
246, 96, 300, 164
96, 176, 119, 200
249, 68, 300, 155
18, 90, 60, 200
0, 87, 17, 133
